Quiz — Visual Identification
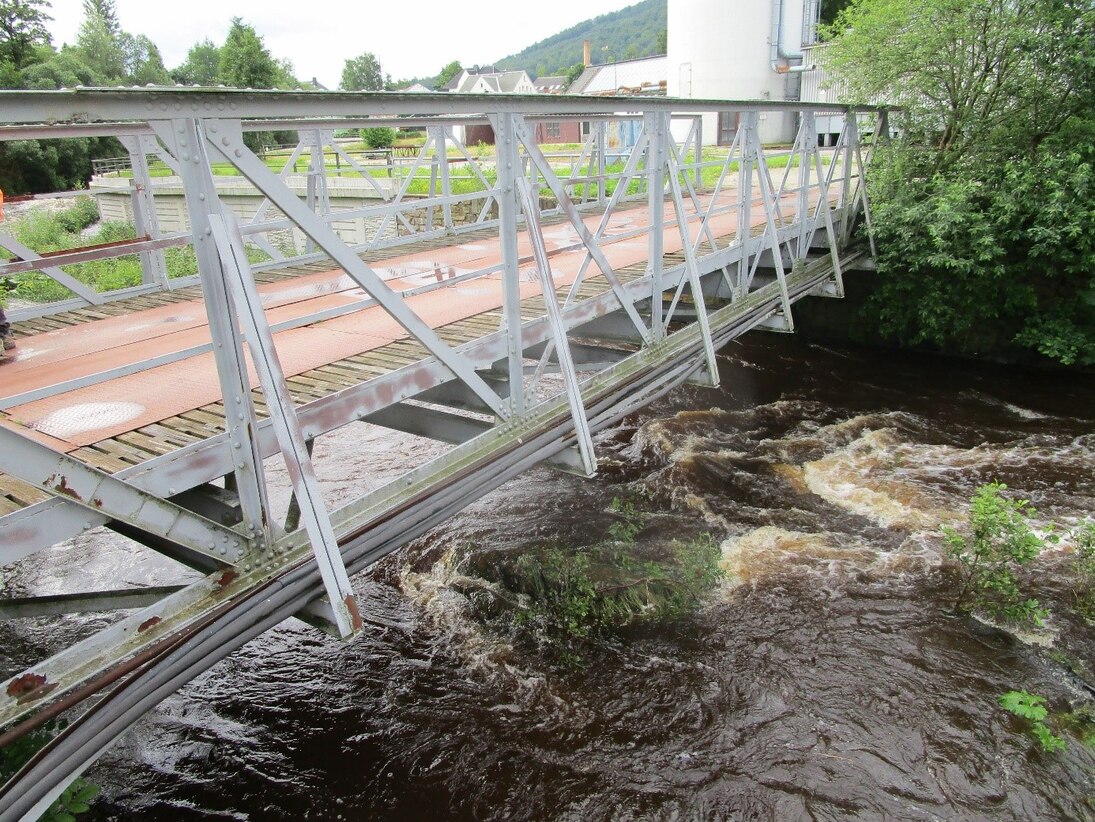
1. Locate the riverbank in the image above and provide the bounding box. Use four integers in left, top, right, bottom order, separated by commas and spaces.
793, 264, 1087, 371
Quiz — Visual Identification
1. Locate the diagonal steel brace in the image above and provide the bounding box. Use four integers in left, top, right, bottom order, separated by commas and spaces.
0, 427, 250, 565
208, 213, 362, 639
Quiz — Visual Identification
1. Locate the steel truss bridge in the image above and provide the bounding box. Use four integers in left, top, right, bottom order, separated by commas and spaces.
0, 89, 887, 818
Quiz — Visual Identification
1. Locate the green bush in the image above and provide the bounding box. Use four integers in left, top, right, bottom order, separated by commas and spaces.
474, 498, 724, 663
360, 127, 396, 149
55, 196, 100, 233
944, 482, 1047, 625
0, 719, 99, 819
1071, 520, 1095, 621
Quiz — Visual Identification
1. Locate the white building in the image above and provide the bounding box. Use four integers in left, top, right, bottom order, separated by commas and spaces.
667, 0, 820, 145
444, 68, 536, 95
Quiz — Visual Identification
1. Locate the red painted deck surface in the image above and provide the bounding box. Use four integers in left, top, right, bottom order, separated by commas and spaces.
0, 193, 804, 451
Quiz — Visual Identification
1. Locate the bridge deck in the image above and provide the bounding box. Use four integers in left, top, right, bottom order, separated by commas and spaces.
0, 196, 755, 520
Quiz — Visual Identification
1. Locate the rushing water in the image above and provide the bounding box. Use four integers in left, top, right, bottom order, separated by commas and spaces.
7, 334, 1095, 820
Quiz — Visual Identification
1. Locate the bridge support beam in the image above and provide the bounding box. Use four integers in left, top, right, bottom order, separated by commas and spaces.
153, 118, 273, 548
209, 213, 362, 639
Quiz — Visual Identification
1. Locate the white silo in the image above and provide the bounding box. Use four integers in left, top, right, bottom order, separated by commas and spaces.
668, 0, 820, 145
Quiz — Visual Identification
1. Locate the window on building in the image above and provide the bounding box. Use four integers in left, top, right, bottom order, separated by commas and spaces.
546, 121, 561, 139
717, 111, 739, 146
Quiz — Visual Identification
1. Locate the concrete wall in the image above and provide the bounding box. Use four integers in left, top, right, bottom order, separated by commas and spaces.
92, 175, 494, 252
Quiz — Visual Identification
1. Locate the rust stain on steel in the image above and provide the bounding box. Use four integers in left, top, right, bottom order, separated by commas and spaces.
6, 672, 57, 704
137, 616, 162, 633
345, 594, 363, 632
215, 570, 237, 590
46, 473, 82, 501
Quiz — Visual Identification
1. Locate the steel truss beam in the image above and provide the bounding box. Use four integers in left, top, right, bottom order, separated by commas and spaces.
0, 428, 250, 566
200, 117, 510, 421
0, 92, 888, 807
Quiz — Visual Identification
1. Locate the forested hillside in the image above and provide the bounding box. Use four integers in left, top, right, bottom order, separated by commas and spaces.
495, 0, 666, 78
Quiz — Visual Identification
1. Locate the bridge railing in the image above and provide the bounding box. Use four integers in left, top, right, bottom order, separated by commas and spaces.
0, 92, 884, 326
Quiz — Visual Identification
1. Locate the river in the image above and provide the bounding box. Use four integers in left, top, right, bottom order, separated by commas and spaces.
6, 333, 1095, 820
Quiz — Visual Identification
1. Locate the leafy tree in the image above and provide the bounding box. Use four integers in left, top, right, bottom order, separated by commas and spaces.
830, 0, 1095, 167
434, 59, 461, 90
272, 56, 297, 89
827, 0, 1095, 364
564, 62, 585, 86
172, 38, 220, 85
0, 138, 94, 193
118, 32, 169, 85
340, 51, 386, 91
21, 45, 100, 88
81, 0, 117, 35
75, 0, 124, 81
819, 0, 854, 28
218, 17, 277, 89
360, 126, 395, 148
0, 0, 52, 70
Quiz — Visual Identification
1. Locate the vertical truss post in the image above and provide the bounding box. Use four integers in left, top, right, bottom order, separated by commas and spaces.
304, 129, 331, 256
795, 116, 811, 261
840, 107, 854, 243
428, 126, 454, 232
736, 112, 756, 299
119, 134, 169, 288
490, 113, 526, 416
749, 121, 795, 331
664, 150, 719, 387
692, 116, 703, 191
516, 178, 597, 476
596, 121, 608, 205
152, 118, 272, 544
512, 119, 652, 346
803, 111, 845, 297
845, 115, 878, 259
644, 111, 667, 341
209, 213, 361, 638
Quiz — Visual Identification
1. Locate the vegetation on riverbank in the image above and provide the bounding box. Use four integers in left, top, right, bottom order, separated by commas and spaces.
826, 0, 1095, 366
464, 497, 724, 665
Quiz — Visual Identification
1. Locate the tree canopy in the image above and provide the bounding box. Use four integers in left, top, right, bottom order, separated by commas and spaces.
0, 0, 51, 70
219, 17, 279, 89
172, 38, 220, 86
434, 60, 462, 90
827, 0, 1095, 365
340, 52, 386, 91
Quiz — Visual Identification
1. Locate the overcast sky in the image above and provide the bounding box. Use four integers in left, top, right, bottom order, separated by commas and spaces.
42, 0, 639, 88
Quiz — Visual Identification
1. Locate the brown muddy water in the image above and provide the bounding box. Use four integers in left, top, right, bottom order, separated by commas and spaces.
4, 334, 1095, 820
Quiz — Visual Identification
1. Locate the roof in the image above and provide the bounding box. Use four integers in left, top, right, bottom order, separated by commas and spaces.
569, 55, 666, 96
534, 75, 568, 94
452, 69, 531, 94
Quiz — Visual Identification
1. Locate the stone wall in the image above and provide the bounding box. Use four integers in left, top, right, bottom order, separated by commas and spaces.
398, 197, 499, 235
